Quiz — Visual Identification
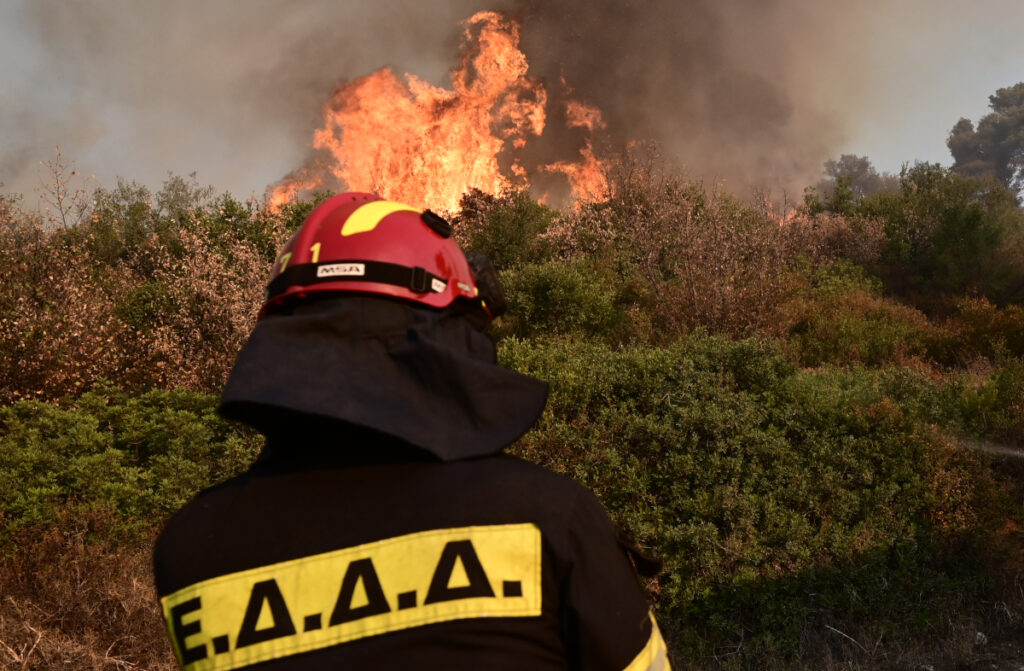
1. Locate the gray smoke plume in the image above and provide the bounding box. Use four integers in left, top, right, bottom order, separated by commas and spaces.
3, 0, 1023, 203
1, 0, 499, 200
510, 0, 853, 198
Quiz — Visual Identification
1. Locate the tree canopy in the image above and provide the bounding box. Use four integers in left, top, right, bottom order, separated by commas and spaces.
947, 81, 1024, 195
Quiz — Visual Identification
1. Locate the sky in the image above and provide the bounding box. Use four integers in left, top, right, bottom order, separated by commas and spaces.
832, 3, 1024, 173
1, 0, 1022, 209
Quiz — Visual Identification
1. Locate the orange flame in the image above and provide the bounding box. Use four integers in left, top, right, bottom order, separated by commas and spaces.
269, 11, 608, 212
267, 176, 321, 212
543, 100, 609, 202
564, 100, 606, 133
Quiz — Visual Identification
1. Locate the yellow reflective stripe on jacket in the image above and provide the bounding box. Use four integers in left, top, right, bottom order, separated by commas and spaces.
161, 523, 542, 671
623, 613, 671, 671
341, 201, 419, 236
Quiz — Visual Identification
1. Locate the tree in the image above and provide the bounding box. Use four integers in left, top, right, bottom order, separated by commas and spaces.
822, 154, 898, 199
36, 148, 92, 229
803, 154, 897, 215
859, 163, 1024, 307
947, 82, 1024, 195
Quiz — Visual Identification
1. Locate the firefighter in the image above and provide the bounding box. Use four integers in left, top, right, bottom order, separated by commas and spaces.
153, 192, 670, 670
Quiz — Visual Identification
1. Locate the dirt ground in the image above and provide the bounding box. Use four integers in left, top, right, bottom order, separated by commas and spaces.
924, 627, 1024, 671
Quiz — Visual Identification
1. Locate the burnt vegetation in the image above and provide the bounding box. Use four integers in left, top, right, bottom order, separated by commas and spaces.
2, 144, 1024, 669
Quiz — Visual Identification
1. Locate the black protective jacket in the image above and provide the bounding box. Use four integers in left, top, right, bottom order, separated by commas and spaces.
153, 298, 670, 670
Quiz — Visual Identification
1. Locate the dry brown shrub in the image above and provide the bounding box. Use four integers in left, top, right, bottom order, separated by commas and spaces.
35, 149, 93, 231
450, 188, 499, 250
106, 228, 270, 391
0, 206, 286, 403
544, 151, 886, 339
0, 519, 175, 670
782, 210, 887, 268
0, 219, 128, 403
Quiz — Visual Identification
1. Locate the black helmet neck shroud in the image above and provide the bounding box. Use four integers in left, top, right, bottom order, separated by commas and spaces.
219, 296, 548, 461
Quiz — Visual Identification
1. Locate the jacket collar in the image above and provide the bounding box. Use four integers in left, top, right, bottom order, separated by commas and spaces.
219, 297, 548, 461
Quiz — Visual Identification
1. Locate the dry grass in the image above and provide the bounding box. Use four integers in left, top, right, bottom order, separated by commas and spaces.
666, 610, 1024, 671
0, 523, 176, 671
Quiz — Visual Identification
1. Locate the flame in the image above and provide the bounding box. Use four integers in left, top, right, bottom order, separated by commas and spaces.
267, 176, 321, 212
542, 143, 609, 203
564, 100, 606, 133
269, 11, 608, 212
758, 192, 800, 227
543, 100, 609, 202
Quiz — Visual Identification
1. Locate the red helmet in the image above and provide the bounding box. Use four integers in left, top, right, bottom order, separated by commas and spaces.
261, 192, 505, 320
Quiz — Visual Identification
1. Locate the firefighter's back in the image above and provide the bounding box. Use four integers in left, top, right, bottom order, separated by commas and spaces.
155, 437, 659, 670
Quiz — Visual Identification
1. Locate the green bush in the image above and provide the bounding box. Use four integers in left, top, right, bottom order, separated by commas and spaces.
458, 189, 559, 270
778, 261, 934, 367
501, 334, 1011, 660
495, 258, 641, 342
858, 163, 1024, 308
114, 282, 181, 332
938, 359, 1024, 443
0, 383, 260, 546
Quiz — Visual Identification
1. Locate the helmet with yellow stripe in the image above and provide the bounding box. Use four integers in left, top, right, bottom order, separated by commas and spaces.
261, 192, 505, 322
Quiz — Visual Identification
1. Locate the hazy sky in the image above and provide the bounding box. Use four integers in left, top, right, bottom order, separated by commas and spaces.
833, 3, 1024, 172
2, 0, 1022, 208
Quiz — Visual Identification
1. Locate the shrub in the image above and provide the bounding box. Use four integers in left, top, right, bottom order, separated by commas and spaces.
113, 281, 181, 332
501, 334, 1013, 661
0, 180, 289, 402
776, 261, 935, 367
939, 358, 1024, 444
495, 258, 643, 343
940, 297, 1024, 362
0, 383, 260, 546
561, 169, 796, 336
455, 189, 560, 270
513, 154, 881, 339
858, 163, 1024, 309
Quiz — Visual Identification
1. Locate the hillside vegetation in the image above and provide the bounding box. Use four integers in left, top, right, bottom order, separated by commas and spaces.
1, 159, 1023, 669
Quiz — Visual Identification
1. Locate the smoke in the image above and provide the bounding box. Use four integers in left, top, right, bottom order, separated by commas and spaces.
507, 0, 859, 197
1, 0, 500, 199
504, 0, 1024, 197
3, 0, 1023, 203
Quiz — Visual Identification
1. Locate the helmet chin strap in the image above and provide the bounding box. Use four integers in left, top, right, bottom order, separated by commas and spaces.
267, 254, 507, 324
267, 260, 449, 301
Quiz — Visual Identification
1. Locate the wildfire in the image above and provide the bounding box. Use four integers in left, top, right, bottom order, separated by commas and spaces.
542, 100, 609, 202
269, 11, 609, 212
